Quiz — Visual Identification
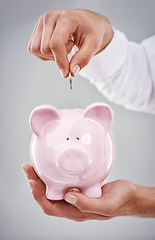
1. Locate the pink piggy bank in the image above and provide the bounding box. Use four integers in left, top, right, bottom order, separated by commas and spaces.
29, 102, 115, 200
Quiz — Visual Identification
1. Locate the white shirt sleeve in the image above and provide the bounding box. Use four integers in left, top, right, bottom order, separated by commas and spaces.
79, 29, 155, 114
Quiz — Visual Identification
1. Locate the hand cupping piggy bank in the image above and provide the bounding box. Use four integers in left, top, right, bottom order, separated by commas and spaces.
29, 102, 115, 200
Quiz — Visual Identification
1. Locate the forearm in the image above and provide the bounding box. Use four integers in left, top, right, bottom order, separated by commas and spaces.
133, 184, 155, 218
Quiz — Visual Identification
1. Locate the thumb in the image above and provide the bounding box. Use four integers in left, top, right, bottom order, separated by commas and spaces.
70, 35, 98, 76
64, 191, 104, 215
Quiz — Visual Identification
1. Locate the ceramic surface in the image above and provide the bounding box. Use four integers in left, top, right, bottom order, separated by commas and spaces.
29, 102, 115, 200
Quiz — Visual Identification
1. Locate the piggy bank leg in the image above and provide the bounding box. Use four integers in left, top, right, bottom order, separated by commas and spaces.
83, 184, 102, 198
46, 186, 65, 200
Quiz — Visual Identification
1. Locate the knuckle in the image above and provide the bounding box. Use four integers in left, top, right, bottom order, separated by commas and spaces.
49, 39, 60, 50
81, 55, 90, 67
31, 44, 40, 54
61, 9, 70, 18
43, 202, 58, 216
38, 15, 43, 23
60, 10, 75, 24
56, 57, 65, 65
41, 45, 49, 55
43, 207, 51, 216
43, 11, 53, 24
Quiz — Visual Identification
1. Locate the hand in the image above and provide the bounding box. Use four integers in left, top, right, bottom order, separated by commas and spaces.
27, 9, 113, 78
22, 164, 139, 221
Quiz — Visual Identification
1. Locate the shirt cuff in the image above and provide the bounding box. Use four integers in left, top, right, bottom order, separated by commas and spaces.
78, 29, 128, 81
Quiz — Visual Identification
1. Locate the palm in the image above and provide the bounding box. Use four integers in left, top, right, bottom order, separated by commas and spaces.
23, 164, 133, 221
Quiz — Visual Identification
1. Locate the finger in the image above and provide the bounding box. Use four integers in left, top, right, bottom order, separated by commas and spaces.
41, 11, 57, 56
28, 179, 87, 220
70, 35, 98, 76
35, 40, 74, 63
64, 191, 112, 216
23, 165, 66, 217
29, 182, 110, 220
22, 164, 43, 185
27, 23, 38, 52
42, 12, 74, 58
44, 199, 109, 221
27, 177, 109, 220
29, 17, 55, 60
23, 165, 111, 220
28, 179, 58, 215
30, 16, 43, 56
49, 19, 77, 78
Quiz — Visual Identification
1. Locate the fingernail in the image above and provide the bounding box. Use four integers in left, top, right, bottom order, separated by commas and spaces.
65, 194, 77, 205
28, 180, 33, 192
67, 188, 80, 193
60, 69, 67, 78
72, 65, 80, 76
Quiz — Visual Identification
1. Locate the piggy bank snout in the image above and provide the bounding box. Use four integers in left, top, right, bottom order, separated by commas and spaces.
57, 148, 90, 174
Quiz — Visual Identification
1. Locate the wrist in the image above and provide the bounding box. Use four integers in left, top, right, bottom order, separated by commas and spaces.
133, 184, 155, 217
118, 180, 138, 217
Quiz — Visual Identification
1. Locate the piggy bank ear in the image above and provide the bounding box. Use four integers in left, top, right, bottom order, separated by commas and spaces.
83, 102, 114, 131
29, 105, 61, 135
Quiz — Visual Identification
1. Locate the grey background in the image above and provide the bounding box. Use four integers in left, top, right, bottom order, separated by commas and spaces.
0, 0, 155, 239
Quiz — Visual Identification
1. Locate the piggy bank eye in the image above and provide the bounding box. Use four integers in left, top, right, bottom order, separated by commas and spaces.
77, 137, 80, 140
66, 138, 69, 141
